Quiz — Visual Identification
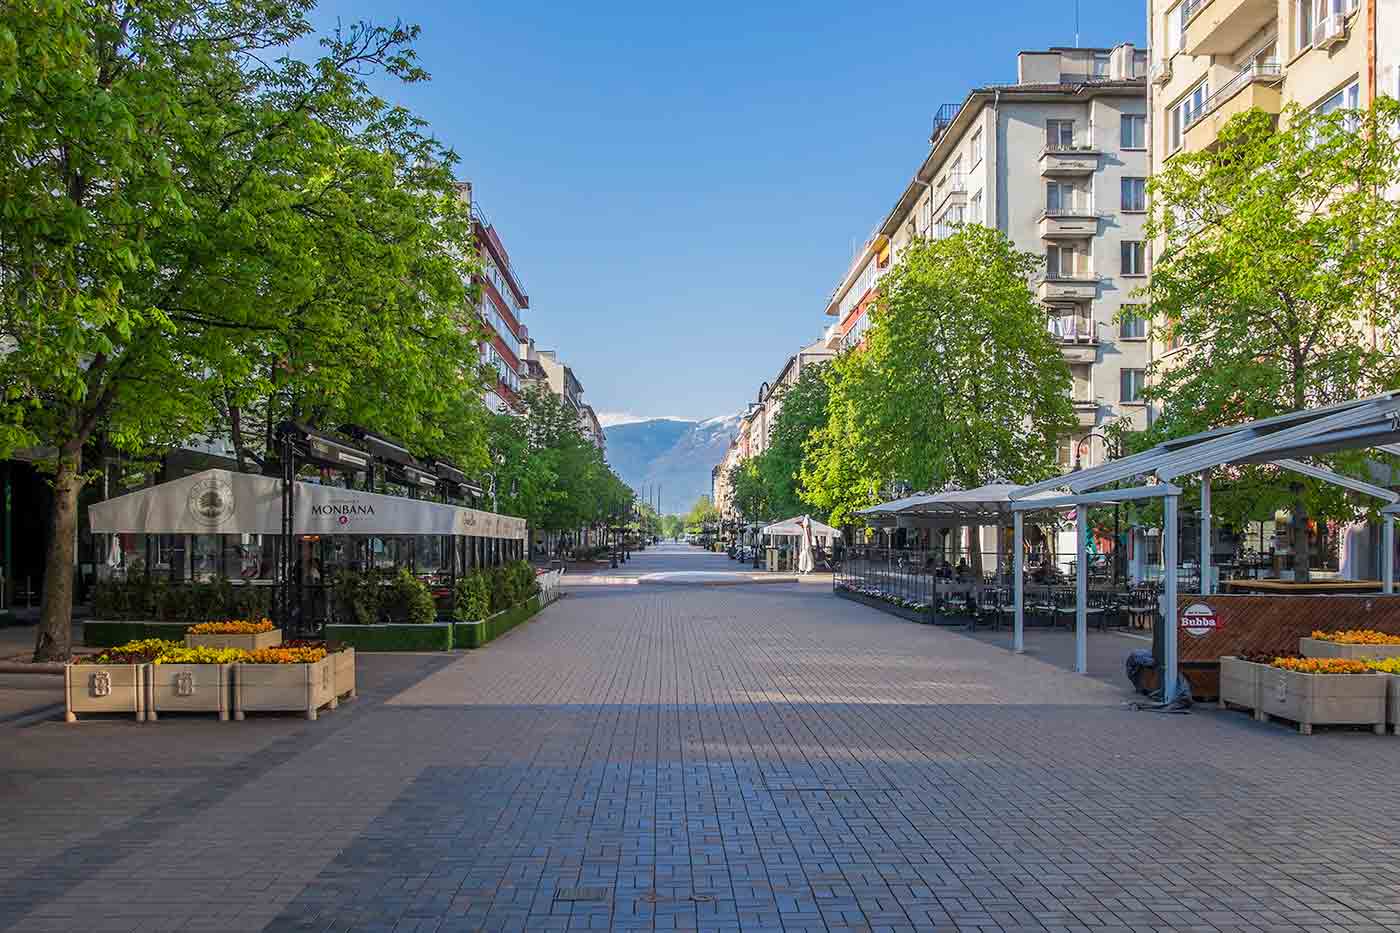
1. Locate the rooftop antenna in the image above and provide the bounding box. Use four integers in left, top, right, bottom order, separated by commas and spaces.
1074, 0, 1080, 48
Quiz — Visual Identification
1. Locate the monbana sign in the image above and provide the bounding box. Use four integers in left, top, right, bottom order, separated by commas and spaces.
310, 503, 376, 516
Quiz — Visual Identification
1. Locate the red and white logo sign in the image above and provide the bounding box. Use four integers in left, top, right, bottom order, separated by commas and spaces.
1181, 602, 1220, 638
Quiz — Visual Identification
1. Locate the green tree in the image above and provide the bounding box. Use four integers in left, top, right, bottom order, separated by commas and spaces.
1144, 100, 1400, 580
0, 2, 482, 658
684, 496, 719, 533
802, 226, 1075, 527
661, 515, 684, 539
728, 458, 772, 524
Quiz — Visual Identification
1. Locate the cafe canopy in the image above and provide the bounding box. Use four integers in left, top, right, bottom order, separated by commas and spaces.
1008, 391, 1400, 700
761, 516, 842, 542
89, 468, 527, 540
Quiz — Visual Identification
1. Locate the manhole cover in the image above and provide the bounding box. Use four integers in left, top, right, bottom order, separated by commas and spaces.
690, 894, 716, 903
555, 887, 610, 902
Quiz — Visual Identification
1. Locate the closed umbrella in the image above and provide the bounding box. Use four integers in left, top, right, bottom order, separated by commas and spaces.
798, 515, 815, 574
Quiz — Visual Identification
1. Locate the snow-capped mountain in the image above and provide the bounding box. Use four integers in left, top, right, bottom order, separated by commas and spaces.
604, 413, 742, 514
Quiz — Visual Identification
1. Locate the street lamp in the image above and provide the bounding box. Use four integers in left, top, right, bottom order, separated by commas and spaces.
1074, 430, 1122, 584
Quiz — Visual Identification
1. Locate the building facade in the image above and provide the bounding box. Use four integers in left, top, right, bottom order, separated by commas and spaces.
826, 45, 1150, 468
456, 182, 530, 414
519, 339, 606, 452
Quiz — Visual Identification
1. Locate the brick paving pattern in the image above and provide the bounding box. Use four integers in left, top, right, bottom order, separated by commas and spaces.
3, 544, 1400, 931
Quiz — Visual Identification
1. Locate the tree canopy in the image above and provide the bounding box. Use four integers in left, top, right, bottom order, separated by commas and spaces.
1143, 99, 1400, 576
801, 225, 1075, 525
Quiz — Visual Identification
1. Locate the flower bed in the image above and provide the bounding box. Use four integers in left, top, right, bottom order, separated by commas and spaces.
65, 660, 147, 722
1258, 657, 1386, 734
834, 584, 932, 625
185, 618, 282, 651
1301, 630, 1400, 661
234, 647, 336, 721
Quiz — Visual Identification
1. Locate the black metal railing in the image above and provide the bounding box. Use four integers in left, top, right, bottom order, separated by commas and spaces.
930, 103, 962, 143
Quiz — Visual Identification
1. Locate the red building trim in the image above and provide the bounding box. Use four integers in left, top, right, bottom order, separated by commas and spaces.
474, 220, 529, 309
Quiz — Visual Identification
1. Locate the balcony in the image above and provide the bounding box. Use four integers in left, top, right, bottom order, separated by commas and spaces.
933, 173, 967, 215
1039, 147, 1099, 176
1183, 61, 1283, 151
1048, 319, 1099, 362
1039, 212, 1099, 239
1183, 0, 1276, 58
1037, 276, 1099, 302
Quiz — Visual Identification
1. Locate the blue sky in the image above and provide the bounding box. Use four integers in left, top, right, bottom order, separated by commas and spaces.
309, 1, 1145, 425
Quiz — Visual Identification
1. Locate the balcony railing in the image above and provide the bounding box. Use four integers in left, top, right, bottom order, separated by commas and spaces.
930, 103, 962, 144
1183, 0, 1212, 19
1048, 319, 1097, 343
1205, 60, 1281, 115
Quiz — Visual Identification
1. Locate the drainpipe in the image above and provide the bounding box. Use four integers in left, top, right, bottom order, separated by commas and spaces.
1144, 0, 1156, 431
992, 90, 1001, 229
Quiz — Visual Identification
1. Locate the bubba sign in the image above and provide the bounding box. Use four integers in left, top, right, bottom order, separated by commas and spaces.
1180, 602, 1220, 638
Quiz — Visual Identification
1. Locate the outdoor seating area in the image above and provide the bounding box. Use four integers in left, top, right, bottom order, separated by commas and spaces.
833, 394, 1400, 702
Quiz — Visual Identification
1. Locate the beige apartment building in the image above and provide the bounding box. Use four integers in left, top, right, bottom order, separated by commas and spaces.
824, 44, 1151, 469
1147, 0, 1394, 368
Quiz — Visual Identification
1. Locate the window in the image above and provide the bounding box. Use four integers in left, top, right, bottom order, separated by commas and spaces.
1168, 81, 1209, 150
1168, 2, 1187, 54
1120, 305, 1147, 339
1121, 368, 1146, 403
1071, 364, 1093, 403
971, 128, 984, 165
1121, 241, 1146, 275
1046, 120, 1075, 150
1046, 181, 1080, 213
1093, 53, 1110, 78
970, 190, 983, 224
1317, 80, 1361, 129
1121, 114, 1146, 149
1121, 177, 1147, 212
1047, 244, 1080, 278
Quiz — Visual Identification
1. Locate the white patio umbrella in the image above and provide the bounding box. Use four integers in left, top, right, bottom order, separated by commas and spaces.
797, 516, 815, 574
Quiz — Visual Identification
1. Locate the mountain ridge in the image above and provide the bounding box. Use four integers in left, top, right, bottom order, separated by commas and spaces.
604, 414, 741, 514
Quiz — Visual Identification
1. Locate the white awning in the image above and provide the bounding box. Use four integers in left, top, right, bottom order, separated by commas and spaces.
88, 469, 527, 540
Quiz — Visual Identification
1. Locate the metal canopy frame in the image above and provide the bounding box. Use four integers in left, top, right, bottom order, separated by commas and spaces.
1005, 391, 1400, 698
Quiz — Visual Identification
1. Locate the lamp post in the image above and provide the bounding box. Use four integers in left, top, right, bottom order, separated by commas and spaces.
1074, 431, 1122, 584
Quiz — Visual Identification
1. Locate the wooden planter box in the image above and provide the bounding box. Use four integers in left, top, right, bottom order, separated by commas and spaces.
331, 647, 356, 701
65, 663, 146, 722
147, 662, 233, 721
234, 656, 336, 720
1217, 657, 1265, 719
184, 629, 282, 651
1300, 636, 1400, 661
1258, 666, 1386, 734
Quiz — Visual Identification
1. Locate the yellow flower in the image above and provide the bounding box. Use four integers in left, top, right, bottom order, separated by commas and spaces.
187, 618, 276, 635
1271, 657, 1371, 674
1310, 629, 1400, 645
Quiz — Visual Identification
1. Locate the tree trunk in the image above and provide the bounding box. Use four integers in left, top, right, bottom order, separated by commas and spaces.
1293, 491, 1311, 584
34, 451, 82, 661
227, 395, 247, 473
967, 526, 984, 578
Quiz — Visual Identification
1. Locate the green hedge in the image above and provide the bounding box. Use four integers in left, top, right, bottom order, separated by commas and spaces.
323, 622, 454, 652
453, 596, 542, 650
83, 620, 194, 647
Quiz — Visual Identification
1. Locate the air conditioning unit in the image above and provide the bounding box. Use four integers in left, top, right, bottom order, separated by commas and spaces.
1314, 13, 1347, 49
1150, 59, 1172, 86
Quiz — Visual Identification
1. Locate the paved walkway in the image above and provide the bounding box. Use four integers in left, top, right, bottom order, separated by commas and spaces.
3, 559, 1400, 931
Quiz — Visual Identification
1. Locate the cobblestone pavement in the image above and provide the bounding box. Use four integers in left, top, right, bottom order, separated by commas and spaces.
3, 548, 1400, 932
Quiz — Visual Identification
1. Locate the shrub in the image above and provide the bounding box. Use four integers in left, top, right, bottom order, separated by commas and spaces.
487, 566, 512, 614
331, 570, 380, 625
384, 568, 436, 625
507, 560, 539, 605
453, 572, 491, 622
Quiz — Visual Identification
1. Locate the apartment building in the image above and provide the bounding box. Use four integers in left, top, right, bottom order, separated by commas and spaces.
825, 45, 1151, 467
518, 339, 606, 452
455, 182, 530, 414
